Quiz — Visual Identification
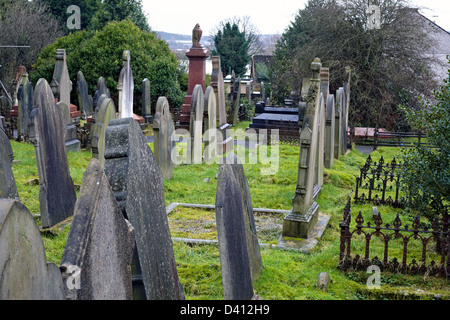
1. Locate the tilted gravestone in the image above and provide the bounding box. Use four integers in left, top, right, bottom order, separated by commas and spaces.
203, 86, 217, 163
282, 58, 322, 239
17, 71, 34, 140
91, 97, 116, 167
0, 199, 65, 299
189, 84, 204, 164
29, 78, 77, 228
117, 50, 134, 119
77, 71, 94, 118
104, 117, 184, 300
153, 96, 175, 179
0, 129, 19, 200
60, 158, 135, 300
215, 155, 255, 300
141, 78, 152, 124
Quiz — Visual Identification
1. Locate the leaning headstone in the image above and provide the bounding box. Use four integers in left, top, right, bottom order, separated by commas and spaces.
215, 156, 254, 300
189, 84, 204, 164
153, 96, 175, 179
117, 50, 134, 119
0, 199, 65, 299
60, 158, 135, 300
0, 129, 19, 199
203, 86, 217, 163
222, 153, 262, 281
29, 78, 77, 228
104, 117, 184, 300
141, 78, 153, 124
76, 71, 94, 118
91, 97, 116, 166
17, 71, 34, 140
50, 49, 72, 107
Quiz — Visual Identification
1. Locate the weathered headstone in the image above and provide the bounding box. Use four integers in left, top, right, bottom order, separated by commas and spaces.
153, 96, 175, 179
282, 58, 322, 239
325, 94, 335, 169
315, 93, 325, 188
215, 155, 254, 300
29, 78, 77, 228
203, 86, 217, 163
210, 56, 233, 155
60, 158, 135, 300
57, 101, 81, 152
17, 71, 34, 139
0, 199, 65, 299
141, 78, 153, 124
118, 50, 134, 119
50, 49, 72, 108
334, 88, 344, 159
0, 129, 19, 199
104, 117, 184, 300
93, 76, 111, 111
76, 71, 94, 118
91, 97, 116, 166
189, 84, 204, 164
231, 76, 241, 124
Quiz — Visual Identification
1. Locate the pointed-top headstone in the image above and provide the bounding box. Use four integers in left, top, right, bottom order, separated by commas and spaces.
60, 158, 135, 300
77, 71, 94, 118
50, 49, 72, 106
118, 50, 134, 119
29, 78, 77, 228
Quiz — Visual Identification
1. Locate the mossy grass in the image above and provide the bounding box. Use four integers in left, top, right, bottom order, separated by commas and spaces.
9, 138, 450, 300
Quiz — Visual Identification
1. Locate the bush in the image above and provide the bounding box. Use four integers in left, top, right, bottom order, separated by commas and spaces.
30, 20, 184, 110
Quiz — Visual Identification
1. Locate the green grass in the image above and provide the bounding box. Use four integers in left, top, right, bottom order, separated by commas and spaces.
8, 138, 450, 300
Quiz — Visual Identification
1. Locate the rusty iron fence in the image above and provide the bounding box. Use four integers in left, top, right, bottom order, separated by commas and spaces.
339, 197, 449, 278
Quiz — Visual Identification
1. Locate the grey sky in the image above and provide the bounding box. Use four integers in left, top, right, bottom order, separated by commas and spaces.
143, 0, 450, 35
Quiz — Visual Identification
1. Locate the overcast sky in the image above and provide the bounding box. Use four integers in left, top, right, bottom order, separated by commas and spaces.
143, 0, 450, 36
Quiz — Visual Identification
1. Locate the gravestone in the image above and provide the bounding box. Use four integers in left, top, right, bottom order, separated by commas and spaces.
0, 199, 65, 299
93, 76, 111, 111
60, 158, 135, 300
141, 78, 153, 124
282, 58, 322, 239
153, 96, 175, 179
0, 129, 19, 199
104, 117, 184, 300
118, 50, 134, 119
57, 101, 81, 152
215, 155, 254, 300
189, 84, 204, 164
325, 94, 335, 169
203, 86, 217, 163
77, 71, 94, 118
210, 56, 233, 155
231, 76, 241, 124
17, 71, 34, 140
334, 88, 344, 159
29, 78, 77, 228
315, 93, 325, 188
50, 49, 72, 108
91, 97, 116, 166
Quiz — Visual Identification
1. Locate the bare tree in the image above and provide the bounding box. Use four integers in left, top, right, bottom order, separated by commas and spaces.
0, 0, 63, 93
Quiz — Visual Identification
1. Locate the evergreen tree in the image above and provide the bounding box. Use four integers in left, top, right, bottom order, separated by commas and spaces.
212, 22, 250, 76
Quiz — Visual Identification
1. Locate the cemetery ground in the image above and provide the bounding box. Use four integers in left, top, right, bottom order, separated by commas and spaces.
9, 121, 449, 300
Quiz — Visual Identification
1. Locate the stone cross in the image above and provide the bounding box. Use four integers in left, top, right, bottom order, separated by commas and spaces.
118, 50, 134, 119
60, 158, 135, 300
29, 78, 77, 228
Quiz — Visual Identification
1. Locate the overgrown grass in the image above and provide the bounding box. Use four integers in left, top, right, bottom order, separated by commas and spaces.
9, 137, 450, 300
